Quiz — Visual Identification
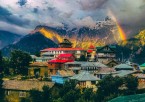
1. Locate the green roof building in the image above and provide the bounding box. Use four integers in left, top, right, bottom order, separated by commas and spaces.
109, 93, 145, 102
140, 63, 145, 71
96, 45, 116, 63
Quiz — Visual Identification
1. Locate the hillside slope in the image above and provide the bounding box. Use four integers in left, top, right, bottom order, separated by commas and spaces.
0, 30, 21, 49
2, 32, 58, 56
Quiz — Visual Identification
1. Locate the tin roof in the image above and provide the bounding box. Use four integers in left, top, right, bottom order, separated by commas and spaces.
114, 64, 133, 69
65, 61, 107, 68
70, 71, 100, 81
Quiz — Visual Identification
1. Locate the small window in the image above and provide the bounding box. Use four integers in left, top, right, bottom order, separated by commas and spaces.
19, 92, 26, 97
91, 81, 96, 85
50, 69, 53, 72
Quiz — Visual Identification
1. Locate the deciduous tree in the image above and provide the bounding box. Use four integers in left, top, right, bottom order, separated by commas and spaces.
10, 50, 32, 75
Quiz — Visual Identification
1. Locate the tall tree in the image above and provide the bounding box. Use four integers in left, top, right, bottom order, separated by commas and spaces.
29, 89, 42, 102
79, 55, 87, 61
96, 75, 123, 101
10, 50, 32, 75
2, 58, 10, 75
124, 75, 138, 95
0, 51, 3, 73
42, 86, 52, 102
0, 73, 4, 102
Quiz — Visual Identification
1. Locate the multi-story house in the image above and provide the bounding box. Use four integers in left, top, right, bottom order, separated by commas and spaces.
41, 39, 85, 60
96, 45, 116, 63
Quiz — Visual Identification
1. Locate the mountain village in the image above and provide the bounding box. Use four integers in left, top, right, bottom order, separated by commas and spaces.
1, 37, 145, 102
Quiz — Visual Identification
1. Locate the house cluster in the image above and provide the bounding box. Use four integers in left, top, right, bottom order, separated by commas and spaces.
28, 39, 145, 89
3, 38, 145, 99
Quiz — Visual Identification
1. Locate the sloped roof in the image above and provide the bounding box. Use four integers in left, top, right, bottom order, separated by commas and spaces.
3, 80, 54, 91
140, 63, 145, 67
89, 44, 95, 49
59, 39, 72, 44
113, 70, 136, 77
29, 62, 48, 67
70, 71, 100, 81
96, 68, 116, 74
57, 70, 75, 77
114, 64, 133, 69
48, 59, 74, 63
87, 49, 93, 53
65, 61, 108, 68
41, 48, 84, 52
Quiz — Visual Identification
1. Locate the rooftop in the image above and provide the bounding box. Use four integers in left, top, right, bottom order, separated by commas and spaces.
65, 61, 108, 68
109, 93, 145, 102
114, 64, 133, 69
96, 68, 116, 74
113, 70, 136, 77
48, 53, 75, 63
140, 63, 145, 67
48, 59, 74, 63
70, 71, 100, 81
52, 70, 75, 77
3, 80, 54, 91
41, 48, 84, 52
89, 44, 95, 49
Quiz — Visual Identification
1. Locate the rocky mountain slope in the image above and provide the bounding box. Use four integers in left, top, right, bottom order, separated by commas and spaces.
33, 25, 118, 49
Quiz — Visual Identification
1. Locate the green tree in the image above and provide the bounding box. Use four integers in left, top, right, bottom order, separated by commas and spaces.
29, 89, 42, 102
79, 55, 87, 61
0, 73, 4, 102
10, 50, 32, 75
124, 75, 138, 95
63, 89, 80, 102
96, 75, 123, 101
60, 80, 77, 97
2, 58, 10, 75
82, 88, 95, 102
42, 86, 52, 102
0, 51, 3, 73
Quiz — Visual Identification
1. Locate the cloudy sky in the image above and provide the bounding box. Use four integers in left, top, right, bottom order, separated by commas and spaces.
0, 0, 145, 35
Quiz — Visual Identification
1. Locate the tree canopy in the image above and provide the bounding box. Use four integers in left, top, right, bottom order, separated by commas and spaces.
10, 50, 32, 75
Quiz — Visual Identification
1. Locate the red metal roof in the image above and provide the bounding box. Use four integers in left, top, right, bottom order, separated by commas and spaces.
48, 59, 74, 63
57, 53, 74, 58
41, 48, 84, 52
89, 44, 95, 49
87, 49, 93, 53
48, 53, 75, 63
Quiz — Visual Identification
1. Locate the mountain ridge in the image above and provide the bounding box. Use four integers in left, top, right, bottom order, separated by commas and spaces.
0, 30, 22, 49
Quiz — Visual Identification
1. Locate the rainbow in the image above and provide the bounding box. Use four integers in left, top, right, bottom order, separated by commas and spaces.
108, 9, 126, 41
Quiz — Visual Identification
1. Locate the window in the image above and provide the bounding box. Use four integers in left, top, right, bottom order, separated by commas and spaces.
6, 91, 10, 95
91, 81, 96, 85
19, 92, 26, 97
50, 69, 53, 72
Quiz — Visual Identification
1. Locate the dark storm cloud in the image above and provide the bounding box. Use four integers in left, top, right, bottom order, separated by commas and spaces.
0, 6, 30, 27
17, 0, 27, 6
33, 8, 39, 13
0, 0, 145, 34
0, 6, 12, 16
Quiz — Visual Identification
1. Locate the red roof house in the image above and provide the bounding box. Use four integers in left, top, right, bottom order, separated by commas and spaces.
48, 54, 75, 75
